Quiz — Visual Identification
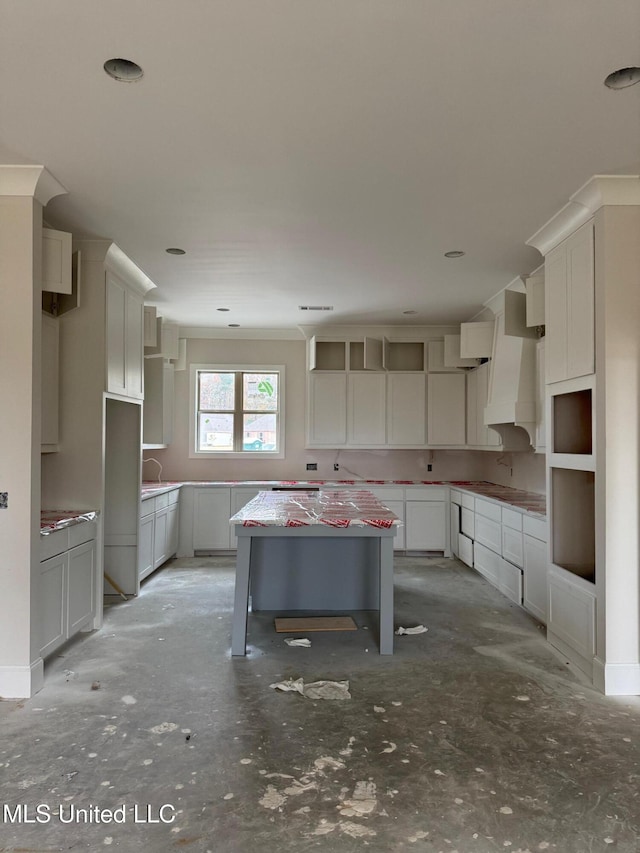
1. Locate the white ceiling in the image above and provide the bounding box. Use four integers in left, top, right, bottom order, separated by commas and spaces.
1, 1, 639, 331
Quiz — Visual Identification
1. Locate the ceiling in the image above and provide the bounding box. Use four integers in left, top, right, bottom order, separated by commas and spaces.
1, 1, 639, 332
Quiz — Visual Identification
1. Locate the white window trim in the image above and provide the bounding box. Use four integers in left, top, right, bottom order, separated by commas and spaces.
189, 363, 286, 460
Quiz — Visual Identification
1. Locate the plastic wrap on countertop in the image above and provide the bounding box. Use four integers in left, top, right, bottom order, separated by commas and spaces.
40, 510, 99, 534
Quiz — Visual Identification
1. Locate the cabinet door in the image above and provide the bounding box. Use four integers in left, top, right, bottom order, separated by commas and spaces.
466, 369, 478, 445
450, 503, 460, 557
167, 502, 179, 557
42, 227, 72, 294
347, 373, 386, 445
138, 512, 155, 580
106, 273, 127, 395
307, 373, 347, 446
193, 488, 232, 550
153, 506, 169, 568
41, 312, 59, 448
387, 374, 426, 446
67, 540, 95, 635
535, 340, 546, 451
405, 501, 446, 551
545, 248, 567, 384
39, 553, 67, 657
566, 222, 594, 380
125, 288, 144, 399
523, 534, 547, 624
427, 373, 466, 445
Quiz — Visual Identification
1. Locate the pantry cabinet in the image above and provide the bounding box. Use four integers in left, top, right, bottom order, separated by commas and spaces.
545, 220, 594, 385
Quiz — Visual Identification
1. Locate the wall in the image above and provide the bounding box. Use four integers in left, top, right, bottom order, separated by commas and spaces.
476, 448, 546, 494
148, 336, 545, 493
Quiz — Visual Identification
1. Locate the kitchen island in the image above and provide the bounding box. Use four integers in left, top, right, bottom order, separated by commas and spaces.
229, 489, 400, 656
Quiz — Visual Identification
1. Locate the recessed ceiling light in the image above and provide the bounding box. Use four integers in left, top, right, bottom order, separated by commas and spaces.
103, 58, 144, 82
165, 247, 186, 255
403, 310, 418, 315
604, 67, 640, 89
444, 250, 465, 258
216, 307, 230, 312
228, 324, 240, 328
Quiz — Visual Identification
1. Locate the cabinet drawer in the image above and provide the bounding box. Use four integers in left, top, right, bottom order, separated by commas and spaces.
501, 507, 523, 531
68, 520, 97, 548
461, 493, 475, 510
474, 515, 502, 554
366, 487, 404, 502
499, 558, 523, 605
502, 526, 524, 568
474, 542, 501, 585
405, 486, 448, 502
458, 533, 473, 567
141, 497, 156, 517
450, 488, 462, 505
475, 498, 501, 522
154, 492, 170, 510
460, 507, 474, 539
40, 529, 69, 561
523, 514, 547, 541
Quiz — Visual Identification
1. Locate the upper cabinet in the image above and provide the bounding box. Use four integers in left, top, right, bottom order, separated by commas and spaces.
41, 312, 59, 452
42, 227, 72, 294
544, 220, 594, 385
460, 321, 494, 359
104, 244, 156, 401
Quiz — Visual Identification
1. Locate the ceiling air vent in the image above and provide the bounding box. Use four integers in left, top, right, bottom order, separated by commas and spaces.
299, 305, 334, 311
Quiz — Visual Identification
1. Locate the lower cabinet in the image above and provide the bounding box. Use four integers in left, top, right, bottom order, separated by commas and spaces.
522, 515, 548, 624
39, 523, 96, 659
193, 487, 232, 551
404, 487, 449, 553
138, 489, 180, 581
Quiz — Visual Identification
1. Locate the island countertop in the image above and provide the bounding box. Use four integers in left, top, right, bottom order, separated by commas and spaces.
229, 488, 401, 528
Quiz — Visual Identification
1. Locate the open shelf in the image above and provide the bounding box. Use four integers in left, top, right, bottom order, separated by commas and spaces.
349, 341, 366, 370
553, 388, 592, 455
385, 341, 425, 372
551, 467, 595, 584
311, 340, 346, 371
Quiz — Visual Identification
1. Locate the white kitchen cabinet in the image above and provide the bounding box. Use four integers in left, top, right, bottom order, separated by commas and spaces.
387, 374, 426, 446
307, 373, 347, 446
193, 488, 232, 551
545, 220, 594, 384
167, 499, 179, 557
39, 522, 96, 659
427, 373, 466, 445
347, 373, 386, 445
143, 359, 174, 447
460, 321, 494, 358
42, 227, 72, 294
138, 489, 181, 581
427, 340, 464, 373
458, 533, 474, 567
41, 312, 59, 451
153, 505, 169, 569
450, 502, 460, 558
404, 487, 448, 553
106, 271, 144, 400
523, 531, 547, 624
443, 334, 477, 368
138, 505, 155, 580
534, 339, 546, 452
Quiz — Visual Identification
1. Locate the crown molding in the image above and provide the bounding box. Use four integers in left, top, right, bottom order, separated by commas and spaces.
0, 165, 67, 206
527, 175, 640, 256
105, 243, 157, 296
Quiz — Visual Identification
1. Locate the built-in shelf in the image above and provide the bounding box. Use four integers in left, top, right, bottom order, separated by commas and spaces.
553, 388, 592, 455
384, 341, 425, 372
349, 341, 366, 370
551, 467, 595, 584
310, 340, 346, 371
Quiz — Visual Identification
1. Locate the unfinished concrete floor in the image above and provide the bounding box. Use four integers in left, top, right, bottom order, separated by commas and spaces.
1, 555, 640, 853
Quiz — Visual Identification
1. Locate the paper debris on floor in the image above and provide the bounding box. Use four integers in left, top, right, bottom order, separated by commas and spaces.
284, 638, 312, 647
275, 616, 357, 633
395, 625, 428, 635
270, 677, 351, 700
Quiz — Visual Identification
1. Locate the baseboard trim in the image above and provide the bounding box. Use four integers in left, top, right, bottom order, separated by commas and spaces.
593, 658, 640, 696
0, 659, 44, 700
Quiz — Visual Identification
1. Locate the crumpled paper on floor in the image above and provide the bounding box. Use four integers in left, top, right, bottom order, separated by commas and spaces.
284, 638, 311, 647
270, 677, 351, 700
395, 625, 428, 635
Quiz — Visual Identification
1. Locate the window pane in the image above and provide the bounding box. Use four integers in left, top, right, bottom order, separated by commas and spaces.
243, 413, 277, 451
199, 413, 234, 451
199, 372, 234, 411
243, 373, 278, 412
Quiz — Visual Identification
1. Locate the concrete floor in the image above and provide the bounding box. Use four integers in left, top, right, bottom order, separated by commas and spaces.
1, 556, 640, 853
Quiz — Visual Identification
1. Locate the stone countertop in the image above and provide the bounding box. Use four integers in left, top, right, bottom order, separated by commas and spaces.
40, 510, 99, 535
229, 489, 400, 528
142, 479, 546, 517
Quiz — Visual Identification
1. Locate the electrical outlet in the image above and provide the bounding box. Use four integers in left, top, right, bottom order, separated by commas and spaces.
427, 464, 433, 472
306, 462, 317, 471
334, 463, 340, 471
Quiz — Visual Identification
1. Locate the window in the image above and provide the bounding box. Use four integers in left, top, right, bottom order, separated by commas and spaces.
191, 365, 284, 456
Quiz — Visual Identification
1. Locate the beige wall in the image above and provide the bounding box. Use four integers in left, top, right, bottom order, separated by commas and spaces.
148, 336, 545, 493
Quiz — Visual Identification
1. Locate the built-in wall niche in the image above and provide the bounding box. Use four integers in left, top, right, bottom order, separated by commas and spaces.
384, 341, 425, 371
553, 388, 592, 455
551, 467, 595, 583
